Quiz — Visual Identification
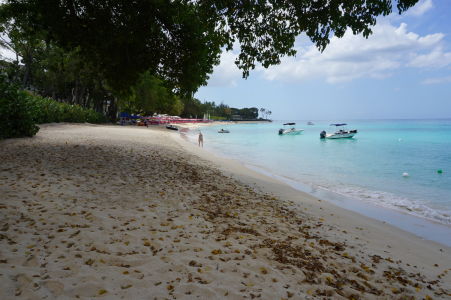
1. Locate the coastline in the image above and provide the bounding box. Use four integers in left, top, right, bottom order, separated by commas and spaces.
181, 121, 451, 244
0, 123, 449, 299
172, 125, 451, 249
242, 163, 451, 245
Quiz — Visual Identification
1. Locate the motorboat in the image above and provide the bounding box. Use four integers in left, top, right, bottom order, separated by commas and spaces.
320, 123, 357, 139
218, 129, 230, 133
307, 121, 314, 125
279, 128, 304, 135
278, 123, 304, 135
166, 124, 178, 131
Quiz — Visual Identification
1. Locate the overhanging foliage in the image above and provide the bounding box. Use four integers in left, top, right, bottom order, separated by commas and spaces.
0, 0, 419, 95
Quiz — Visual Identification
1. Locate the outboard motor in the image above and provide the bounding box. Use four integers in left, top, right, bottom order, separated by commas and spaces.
278, 128, 284, 135
320, 130, 326, 139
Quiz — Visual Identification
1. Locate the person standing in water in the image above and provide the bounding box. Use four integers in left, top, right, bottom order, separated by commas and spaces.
198, 131, 203, 147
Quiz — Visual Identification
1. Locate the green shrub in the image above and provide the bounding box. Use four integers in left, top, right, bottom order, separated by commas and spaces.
1, 75, 106, 140
210, 115, 227, 121
0, 76, 39, 139
27, 94, 106, 124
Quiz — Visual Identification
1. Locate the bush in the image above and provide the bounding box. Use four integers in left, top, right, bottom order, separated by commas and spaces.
28, 94, 106, 124
0, 75, 106, 140
210, 116, 227, 121
0, 76, 39, 139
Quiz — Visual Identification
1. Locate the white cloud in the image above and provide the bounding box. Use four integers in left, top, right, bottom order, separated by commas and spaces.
206, 51, 241, 87
261, 22, 451, 83
409, 46, 451, 68
407, 0, 434, 16
422, 76, 451, 84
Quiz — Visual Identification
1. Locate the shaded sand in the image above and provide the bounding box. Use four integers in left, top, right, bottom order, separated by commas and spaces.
0, 123, 450, 299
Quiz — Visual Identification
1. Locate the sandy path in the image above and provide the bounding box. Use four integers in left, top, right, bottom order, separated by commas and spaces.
0, 123, 450, 299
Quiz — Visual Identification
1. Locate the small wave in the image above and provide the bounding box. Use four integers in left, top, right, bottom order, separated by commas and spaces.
327, 185, 451, 225
242, 163, 451, 226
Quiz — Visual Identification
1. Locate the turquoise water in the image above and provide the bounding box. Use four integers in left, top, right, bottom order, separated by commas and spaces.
189, 120, 451, 227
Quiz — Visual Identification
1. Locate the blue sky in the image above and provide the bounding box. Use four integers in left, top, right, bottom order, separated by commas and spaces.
196, 0, 451, 120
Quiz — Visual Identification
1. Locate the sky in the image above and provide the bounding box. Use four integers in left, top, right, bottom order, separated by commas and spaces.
195, 0, 451, 120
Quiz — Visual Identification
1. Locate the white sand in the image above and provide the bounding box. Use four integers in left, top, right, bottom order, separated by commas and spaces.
0, 123, 449, 299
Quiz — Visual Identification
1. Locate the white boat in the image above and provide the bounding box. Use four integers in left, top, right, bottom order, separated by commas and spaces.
218, 129, 230, 133
278, 123, 304, 135
307, 121, 314, 125
320, 123, 357, 139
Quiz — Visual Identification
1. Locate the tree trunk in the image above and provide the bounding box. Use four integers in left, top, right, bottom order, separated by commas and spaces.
22, 52, 32, 88
107, 97, 117, 122
84, 89, 91, 108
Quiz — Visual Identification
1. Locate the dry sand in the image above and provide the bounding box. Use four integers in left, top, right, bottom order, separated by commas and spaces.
0, 123, 450, 299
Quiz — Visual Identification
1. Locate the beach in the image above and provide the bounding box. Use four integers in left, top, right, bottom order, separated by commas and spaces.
0, 123, 450, 299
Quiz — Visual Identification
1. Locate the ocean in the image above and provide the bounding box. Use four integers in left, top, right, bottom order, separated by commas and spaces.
185, 119, 451, 245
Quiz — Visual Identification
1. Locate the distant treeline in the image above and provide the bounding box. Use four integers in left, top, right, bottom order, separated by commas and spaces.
201, 104, 271, 121
185, 101, 264, 120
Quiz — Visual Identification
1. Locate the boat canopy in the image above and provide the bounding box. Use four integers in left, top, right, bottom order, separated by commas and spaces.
119, 112, 140, 119
330, 123, 347, 126
283, 122, 296, 125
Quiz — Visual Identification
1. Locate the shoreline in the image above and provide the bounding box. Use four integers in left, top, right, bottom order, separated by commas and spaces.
179, 122, 451, 246
1, 123, 450, 299
243, 163, 451, 245
172, 126, 451, 248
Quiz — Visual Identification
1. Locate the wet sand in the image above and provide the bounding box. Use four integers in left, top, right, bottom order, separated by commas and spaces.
0, 123, 450, 299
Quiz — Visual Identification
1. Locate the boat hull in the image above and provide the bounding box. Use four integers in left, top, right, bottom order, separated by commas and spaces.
325, 133, 356, 139
280, 129, 304, 135
166, 125, 178, 131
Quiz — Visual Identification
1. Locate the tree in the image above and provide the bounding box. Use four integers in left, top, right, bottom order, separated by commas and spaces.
0, 13, 46, 88
0, 74, 38, 138
0, 0, 224, 96
181, 97, 203, 119
232, 107, 259, 120
223, 107, 232, 119
118, 71, 185, 116
0, 0, 419, 95
169, 96, 184, 116
0, 10, 116, 116
260, 108, 266, 119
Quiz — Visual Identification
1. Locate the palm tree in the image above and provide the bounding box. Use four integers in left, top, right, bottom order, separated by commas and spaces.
259, 107, 265, 119
267, 110, 272, 120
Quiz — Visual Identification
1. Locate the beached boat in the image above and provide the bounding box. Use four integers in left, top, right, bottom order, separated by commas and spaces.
320, 123, 357, 139
166, 124, 178, 131
278, 123, 304, 135
218, 129, 230, 133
